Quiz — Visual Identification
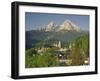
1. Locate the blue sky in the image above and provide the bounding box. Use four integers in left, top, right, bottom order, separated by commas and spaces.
25, 12, 89, 31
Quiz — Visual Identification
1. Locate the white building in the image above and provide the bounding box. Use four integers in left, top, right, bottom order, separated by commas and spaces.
53, 41, 61, 48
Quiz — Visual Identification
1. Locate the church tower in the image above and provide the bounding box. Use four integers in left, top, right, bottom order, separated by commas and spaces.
58, 41, 61, 48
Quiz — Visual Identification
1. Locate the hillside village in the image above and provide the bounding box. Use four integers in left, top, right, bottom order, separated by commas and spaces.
34, 40, 72, 66
32, 38, 89, 66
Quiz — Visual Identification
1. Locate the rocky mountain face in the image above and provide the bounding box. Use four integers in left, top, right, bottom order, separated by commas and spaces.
40, 20, 80, 32
45, 22, 55, 31
58, 20, 80, 32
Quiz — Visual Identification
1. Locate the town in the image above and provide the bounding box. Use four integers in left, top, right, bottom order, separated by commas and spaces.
30, 40, 89, 66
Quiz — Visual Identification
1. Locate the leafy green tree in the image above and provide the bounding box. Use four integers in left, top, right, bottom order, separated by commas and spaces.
71, 34, 89, 65
71, 41, 83, 65
26, 48, 37, 56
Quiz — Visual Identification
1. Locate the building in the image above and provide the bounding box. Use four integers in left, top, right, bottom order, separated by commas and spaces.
53, 41, 61, 48
37, 47, 49, 54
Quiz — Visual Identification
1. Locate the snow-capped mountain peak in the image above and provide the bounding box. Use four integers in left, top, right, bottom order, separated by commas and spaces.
58, 20, 80, 32
45, 22, 55, 31
39, 20, 80, 32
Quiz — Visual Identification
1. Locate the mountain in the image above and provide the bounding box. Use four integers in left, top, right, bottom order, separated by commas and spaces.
45, 22, 55, 31
39, 20, 80, 32
26, 19, 87, 49
57, 20, 80, 32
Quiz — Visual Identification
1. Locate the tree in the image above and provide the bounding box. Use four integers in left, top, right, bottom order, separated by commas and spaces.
71, 42, 83, 65
26, 48, 37, 56
71, 34, 89, 65
25, 48, 59, 68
